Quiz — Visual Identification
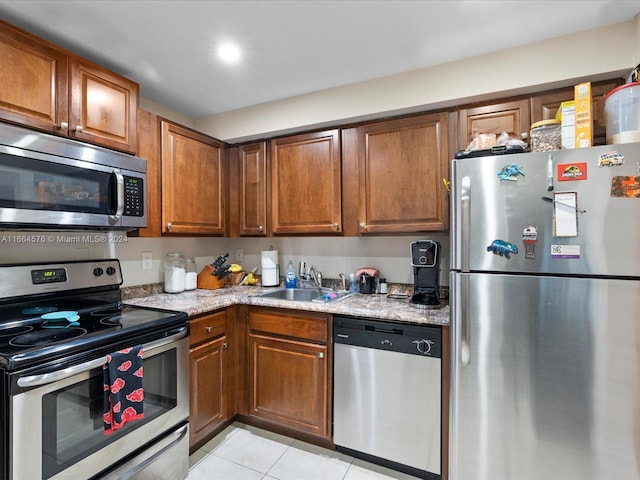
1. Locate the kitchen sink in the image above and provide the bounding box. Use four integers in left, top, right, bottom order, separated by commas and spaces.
257, 287, 355, 303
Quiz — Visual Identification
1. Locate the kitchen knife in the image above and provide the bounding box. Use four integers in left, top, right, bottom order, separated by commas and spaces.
213, 263, 228, 276
238, 266, 259, 286
216, 265, 231, 279
211, 252, 229, 270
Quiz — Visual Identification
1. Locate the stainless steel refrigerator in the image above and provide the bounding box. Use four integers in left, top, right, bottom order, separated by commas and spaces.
450, 143, 640, 480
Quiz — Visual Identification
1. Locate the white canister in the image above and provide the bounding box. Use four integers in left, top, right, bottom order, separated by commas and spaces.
164, 252, 186, 293
184, 257, 197, 291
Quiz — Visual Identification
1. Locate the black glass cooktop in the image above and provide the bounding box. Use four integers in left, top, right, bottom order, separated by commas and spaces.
0, 260, 188, 371
0, 301, 187, 371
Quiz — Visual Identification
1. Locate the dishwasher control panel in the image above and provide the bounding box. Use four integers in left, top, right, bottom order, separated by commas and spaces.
333, 316, 441, 358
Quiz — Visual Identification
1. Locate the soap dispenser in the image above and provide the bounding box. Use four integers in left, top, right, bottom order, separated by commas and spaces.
284, 260, 297, 288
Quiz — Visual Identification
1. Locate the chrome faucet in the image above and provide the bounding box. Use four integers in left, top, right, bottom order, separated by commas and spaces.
339, 273, 347, 292
306, 265, 323, 288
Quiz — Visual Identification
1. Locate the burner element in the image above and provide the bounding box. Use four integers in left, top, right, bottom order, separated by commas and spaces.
0, 325, 33, 337
21, 306, 58, 315
10, 328, 87, 347
90, 308, 120, 317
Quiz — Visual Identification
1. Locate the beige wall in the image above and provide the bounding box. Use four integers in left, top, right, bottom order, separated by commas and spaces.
194, 20, 636, 143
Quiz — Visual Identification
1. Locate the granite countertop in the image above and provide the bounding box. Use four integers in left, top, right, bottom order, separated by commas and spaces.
124, 285, 450, 327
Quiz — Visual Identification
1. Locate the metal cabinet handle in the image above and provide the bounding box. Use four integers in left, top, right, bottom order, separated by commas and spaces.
318, 352, 324, 359
223, 342, 228, 349
258, 225, 263, 232
359, 223, 366, 231
166, 223, 172, 231
333, 223, 338, 229
206, 326, 213, 333
59, 122, 69, 130
75, 125, 83, 133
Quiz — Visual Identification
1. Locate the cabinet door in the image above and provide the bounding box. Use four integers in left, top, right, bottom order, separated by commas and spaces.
270, 130, 341, 234
248, 333, 328, 438
457, 99, 530, 151
238, 142, 268, 236
530, 79, 622, 145
356, 113, 449, 233
0, 20, 68, 133
190, 335, 229, 448
161, 121, 225, 235
69, 57, 138, 153
134, 109, 161, 237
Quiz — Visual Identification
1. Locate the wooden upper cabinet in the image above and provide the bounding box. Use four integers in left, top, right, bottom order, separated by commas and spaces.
530, 79, 622, 145
161, 121, 225, 235
0, 20, 69, 133
457, 99, 530, 151
270, 130, 341, 235
0, 20, 138, 153
69, 57, 138, 153
347, 113, 449, 234
135, 109, 161, 237
238, 142, 268, 236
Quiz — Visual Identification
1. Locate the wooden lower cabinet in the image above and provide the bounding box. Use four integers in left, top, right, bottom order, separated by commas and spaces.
189, 310, 232, 449
246, 308, 331, 439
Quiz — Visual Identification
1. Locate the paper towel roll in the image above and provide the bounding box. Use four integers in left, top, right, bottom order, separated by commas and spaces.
261, 250, 279, 286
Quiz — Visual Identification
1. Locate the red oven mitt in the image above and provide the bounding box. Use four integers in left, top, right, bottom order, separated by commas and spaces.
103, 345, 144, 435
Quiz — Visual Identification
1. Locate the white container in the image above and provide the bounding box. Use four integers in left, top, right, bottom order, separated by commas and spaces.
604, 82, 640, 144
184, 257, 197, 291
164, 252, 185, 293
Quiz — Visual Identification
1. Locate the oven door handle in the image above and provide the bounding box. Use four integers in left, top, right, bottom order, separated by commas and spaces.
16, 326, 188, 388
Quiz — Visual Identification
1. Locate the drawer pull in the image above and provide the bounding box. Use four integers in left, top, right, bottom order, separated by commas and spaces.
318, 352, 324, 359
206, 326, 213, 333
223, 342, 229, 348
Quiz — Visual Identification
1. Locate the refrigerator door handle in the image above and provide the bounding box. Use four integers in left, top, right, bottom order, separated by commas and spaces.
460, 274, 471, 365
451, 272, 471, 366
460, 176, 471, 273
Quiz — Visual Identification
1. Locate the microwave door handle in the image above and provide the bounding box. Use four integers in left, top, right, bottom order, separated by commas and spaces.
16, 326, 188, 388
110, 169, 125, 221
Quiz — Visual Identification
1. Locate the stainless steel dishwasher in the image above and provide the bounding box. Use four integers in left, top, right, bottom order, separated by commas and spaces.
333, 315, 441, 480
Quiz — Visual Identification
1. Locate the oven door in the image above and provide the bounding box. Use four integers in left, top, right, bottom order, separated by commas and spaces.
9, 330, 189, 480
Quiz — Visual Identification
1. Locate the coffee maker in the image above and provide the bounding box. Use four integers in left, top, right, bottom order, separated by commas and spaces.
409, 240, 442, 309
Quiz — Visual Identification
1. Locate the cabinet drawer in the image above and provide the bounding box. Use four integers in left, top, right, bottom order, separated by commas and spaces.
249, 308, 328, 343
190, 310, 227, 346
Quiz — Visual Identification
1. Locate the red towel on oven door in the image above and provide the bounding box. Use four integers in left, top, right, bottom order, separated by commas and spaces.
103, 345, 144, 435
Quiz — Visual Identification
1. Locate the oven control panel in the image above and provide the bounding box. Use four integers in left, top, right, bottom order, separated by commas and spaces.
0, 260, 123, 299
31, 268, 68, 285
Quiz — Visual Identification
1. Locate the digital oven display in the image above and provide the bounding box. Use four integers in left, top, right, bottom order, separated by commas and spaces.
31, 268, 68, 285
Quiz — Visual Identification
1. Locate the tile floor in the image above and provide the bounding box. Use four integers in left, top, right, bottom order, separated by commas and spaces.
188, 422, 422, 480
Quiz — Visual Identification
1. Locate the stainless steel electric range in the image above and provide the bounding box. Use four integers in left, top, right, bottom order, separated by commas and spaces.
0, 259, 189, 480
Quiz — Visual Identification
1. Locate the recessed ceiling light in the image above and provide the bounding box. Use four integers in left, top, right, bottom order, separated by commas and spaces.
218, 43, 241, 63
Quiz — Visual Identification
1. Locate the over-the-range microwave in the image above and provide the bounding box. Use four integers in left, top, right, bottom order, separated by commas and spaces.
0, 122, 146, 231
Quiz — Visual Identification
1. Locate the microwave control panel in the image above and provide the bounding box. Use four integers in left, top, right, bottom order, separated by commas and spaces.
123, 176, 144, 217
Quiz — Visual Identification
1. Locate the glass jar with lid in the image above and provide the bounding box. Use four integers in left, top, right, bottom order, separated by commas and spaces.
530, 119, 561, 152
184, 257, 198, 291
164, 252, 186, 293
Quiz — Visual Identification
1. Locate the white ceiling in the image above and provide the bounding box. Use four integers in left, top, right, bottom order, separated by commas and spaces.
1, 0, 639, 119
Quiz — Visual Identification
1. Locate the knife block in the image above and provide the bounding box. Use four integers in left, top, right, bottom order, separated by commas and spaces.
197, 265, 226, 290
